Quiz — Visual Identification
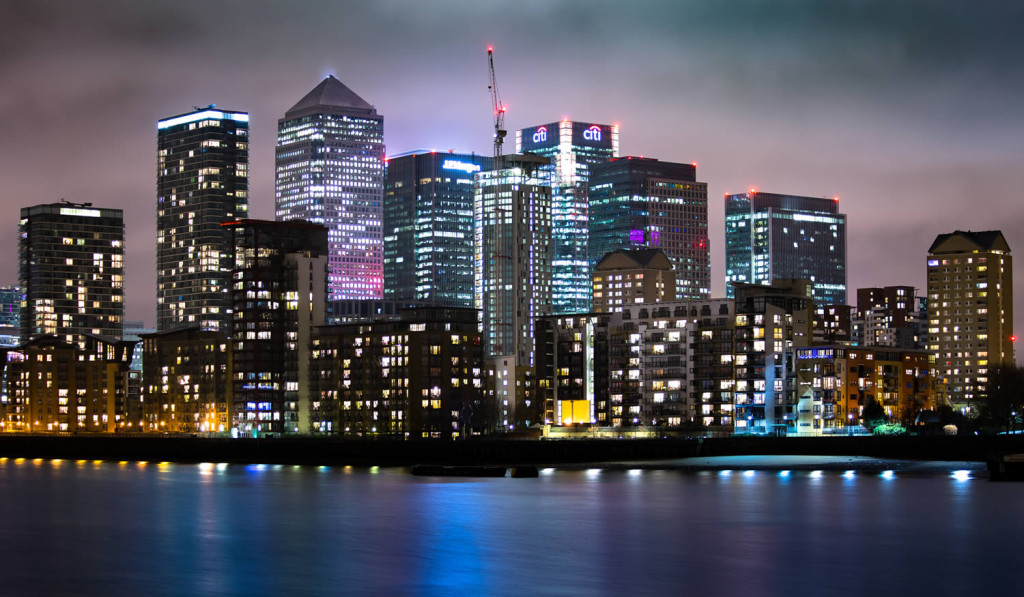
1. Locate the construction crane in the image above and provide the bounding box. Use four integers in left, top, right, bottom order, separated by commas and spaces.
487, 46, 506, 168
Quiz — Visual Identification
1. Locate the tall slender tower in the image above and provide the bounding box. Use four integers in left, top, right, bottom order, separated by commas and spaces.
156, 106, 249, 332
927, 230, 1013, 413
474, 153, 553, 430
516, 121, 619, 314
276, 76, 385, 301
20, 202, 124, 347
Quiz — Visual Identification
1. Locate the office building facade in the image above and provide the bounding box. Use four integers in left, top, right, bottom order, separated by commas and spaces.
517, 121, 619, 313
588, 157, 709, 301
276, 76, 385, 301
19, 203, 124, 347
384, 151, 492, 307
725, 190, 847, 305
157, 106, 249, 332
927, 230, 1013, 412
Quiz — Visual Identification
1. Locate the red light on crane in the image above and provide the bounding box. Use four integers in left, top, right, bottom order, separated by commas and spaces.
1012, 335, 1018, 342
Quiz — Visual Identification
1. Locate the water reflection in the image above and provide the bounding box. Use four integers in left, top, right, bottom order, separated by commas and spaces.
0, 462, 1016, 596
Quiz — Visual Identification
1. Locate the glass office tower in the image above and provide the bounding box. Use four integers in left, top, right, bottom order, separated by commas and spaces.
725, 190, 847, 305
383, 151, 492, 307
588, 157, 710, 300
156, 106, 249, 332
516, 121, 618, 314
276, 76, 385, 301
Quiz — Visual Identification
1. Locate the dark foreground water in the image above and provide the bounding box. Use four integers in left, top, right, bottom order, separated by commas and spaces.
0, 458, 1020, 596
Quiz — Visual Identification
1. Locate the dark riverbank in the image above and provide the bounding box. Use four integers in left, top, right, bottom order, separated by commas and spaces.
1, 433, 1023, 467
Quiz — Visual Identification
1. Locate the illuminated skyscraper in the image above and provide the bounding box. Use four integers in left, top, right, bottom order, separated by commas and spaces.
19, 202, 124, 347
725, 191, 847, 305
276, 76, 385, 300
474, 153, 553, 430
383, 151, 492, 307
156, 106, 249, 332
588, 157, 710, 300
927, 230, 1013, 412
517, 121, 619, 313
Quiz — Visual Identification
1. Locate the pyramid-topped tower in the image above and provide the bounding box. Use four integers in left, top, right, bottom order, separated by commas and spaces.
285, 75, 376, 116
275, 77, 385, 301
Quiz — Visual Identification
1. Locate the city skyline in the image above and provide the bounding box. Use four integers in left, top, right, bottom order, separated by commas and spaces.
1, 1, 1022, 326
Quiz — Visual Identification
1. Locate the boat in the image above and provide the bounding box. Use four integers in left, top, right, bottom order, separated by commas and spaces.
510, 465, 540, 478
410, 464, 507, 477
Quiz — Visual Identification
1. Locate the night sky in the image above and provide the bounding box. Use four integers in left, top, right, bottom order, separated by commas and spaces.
2, 0, 1022, 327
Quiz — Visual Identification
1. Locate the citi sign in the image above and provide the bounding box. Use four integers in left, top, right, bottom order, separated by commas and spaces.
583, 125, 602, 141
532, 126, 548, 143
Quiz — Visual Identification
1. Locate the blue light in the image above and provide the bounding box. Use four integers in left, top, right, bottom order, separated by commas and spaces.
881, 470, 895, 480
158, 110, 249, 130
442, 159, 481, 174
778, 470, 791, 478
951, 470, 971, 482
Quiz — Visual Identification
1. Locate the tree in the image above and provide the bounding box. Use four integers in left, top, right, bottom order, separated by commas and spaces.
979, 364, 1024, 433
861, 397, 886, 432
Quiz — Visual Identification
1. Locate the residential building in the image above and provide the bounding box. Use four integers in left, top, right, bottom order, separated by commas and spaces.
813, 304, 852, 344
19, 202, 124, 347
589, 157, 709, 300
796, 345, 937, 431
474, 153, 553, 430
592, 248, 676, 313
310, 307, 488, 438
731, 280, 813, 434
140, 328, 232, 434
517, 121, 619, 313
156, 106, 249, 332
224, 220, 329, 435
383, 151, 492, 307
2, 334, 135, 433
276, 76, 385, 300
927, 230, 1014, 412
851, 286, 927, 349
725, 190, 847, 305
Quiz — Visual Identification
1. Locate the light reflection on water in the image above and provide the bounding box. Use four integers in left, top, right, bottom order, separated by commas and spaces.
0, 459, 1019, 596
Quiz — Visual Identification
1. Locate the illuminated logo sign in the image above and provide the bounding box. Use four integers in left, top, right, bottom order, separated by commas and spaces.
442, 160, 482, 174
583, 125, 602, 141
532, 126, 548, 144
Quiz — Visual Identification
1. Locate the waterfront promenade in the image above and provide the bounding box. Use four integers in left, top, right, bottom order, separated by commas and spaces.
0, 434, 1020, 468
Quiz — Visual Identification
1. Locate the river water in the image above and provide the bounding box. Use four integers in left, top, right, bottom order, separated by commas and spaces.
0, 458, 1019, 596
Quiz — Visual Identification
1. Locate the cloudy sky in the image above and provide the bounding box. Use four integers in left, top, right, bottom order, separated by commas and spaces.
2, 0, 1022, 327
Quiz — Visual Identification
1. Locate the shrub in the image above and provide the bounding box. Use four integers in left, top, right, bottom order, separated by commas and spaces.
873, 423, 907, 436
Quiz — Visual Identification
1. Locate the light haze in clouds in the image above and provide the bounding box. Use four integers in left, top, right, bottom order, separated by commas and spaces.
1, 0, 1022, 327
